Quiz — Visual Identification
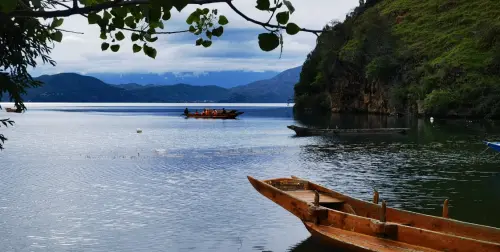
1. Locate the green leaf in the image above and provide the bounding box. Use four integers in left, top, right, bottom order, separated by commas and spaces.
212, 26, 224, 37
218, 15, 229, 25
189, 26, 196, 33
131, 33, 140, 42
145, 35, 158, 42
149, 6, 161, 22
32, 0, 41, 8
173, 0, 188, 12
112, 17, 124, 29
101, 42, 110, 51
186, 12, 198, 24
143, 44, 157, 58
195, 38, 203, 46
51, 18, 64, 28
276, 11, 289, 25
88, 12, 100, 24
202, 8, 210, 14
110, 44, 120, 52
206, 31, 212, 39
52, 31, 63, 42
115, 31, 125, 41
130, 5, 142, 19
212, 9, 218, 15
162, 10, 171, 20
258, 32, 279, 51
133, 44, 142, 53
286, 22, 300, 35
1, 0, 18, 12
111, 7, 128, 18
256, 0, 270, 11
202, 40, 212, 48
160, 0, 173, 11
124, 16, 136, 28
100, 32, 107, 40
103, 11, 112, 20
283, 0, 295, 14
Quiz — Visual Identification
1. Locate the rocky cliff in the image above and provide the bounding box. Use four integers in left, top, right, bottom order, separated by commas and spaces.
294, 0, 500, 118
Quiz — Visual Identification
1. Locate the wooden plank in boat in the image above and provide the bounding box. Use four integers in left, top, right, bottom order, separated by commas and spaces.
305, 222, 440, 252
288, 190, 344, 204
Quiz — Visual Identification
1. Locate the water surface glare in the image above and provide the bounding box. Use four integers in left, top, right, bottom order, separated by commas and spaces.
0, 103, 499, 251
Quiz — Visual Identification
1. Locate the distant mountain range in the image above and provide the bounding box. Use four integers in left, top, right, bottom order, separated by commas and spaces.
4, 67, 301, 103
88, 71, 280, 88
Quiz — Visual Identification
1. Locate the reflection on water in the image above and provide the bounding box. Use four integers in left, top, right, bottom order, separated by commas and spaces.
0, 104, 499, 251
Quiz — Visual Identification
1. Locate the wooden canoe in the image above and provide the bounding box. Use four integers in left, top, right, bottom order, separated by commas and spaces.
185, 111, 243, 119
247, 176, 500, 252
287, 125, 410, 137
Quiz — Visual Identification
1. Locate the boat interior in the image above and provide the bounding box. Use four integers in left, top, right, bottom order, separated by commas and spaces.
260, 176, 500, 245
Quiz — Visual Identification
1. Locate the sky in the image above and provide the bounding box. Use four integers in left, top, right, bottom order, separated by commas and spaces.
32, 0, 359, 75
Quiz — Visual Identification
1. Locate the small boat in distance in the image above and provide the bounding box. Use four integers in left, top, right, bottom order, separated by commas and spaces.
287, 125, 410, 137
247, 176, 500, 252
184, 108, 243, 119
484, 141, 500, 153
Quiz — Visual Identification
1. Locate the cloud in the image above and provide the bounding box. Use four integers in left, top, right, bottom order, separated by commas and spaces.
31, 0, 359, 75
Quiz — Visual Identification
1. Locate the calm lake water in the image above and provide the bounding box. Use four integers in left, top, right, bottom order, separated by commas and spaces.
0, 103, 499, 252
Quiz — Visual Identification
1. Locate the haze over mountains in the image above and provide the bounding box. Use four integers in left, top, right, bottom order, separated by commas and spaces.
89, 71, 280, 88
5, 67, 301, 103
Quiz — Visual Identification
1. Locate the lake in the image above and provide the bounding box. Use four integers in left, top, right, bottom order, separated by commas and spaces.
0, 103, 499, 252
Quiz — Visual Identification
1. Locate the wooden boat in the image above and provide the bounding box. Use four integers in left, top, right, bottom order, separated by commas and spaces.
287, 125, 410, 137
185, 111, 243, 119
247, 176, 500, 252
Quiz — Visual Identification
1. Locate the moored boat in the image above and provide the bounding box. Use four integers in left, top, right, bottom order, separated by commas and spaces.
247, 176, 500, 252
483, 141, 500, 153
185, 110, 243, 119
287, 125, 410, 137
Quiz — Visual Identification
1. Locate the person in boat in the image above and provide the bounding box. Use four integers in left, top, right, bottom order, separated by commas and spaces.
184, 108, 189, 115
195, 110, 199, 115
222, 108, 226, 114
213, 110, 218, 116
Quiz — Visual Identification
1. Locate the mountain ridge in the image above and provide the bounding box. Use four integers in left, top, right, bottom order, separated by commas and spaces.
4, 67, 301, 103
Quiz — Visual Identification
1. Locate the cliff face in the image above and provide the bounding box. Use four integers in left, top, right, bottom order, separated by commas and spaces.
294, 0, 500, 118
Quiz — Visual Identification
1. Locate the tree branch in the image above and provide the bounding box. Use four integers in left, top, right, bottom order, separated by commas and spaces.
225, 1, 323, 34
120, 27, 189, 34
7, 0, 227, 18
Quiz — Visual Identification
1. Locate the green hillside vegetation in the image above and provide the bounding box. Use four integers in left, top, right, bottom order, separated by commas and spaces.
295, 0, 500, 118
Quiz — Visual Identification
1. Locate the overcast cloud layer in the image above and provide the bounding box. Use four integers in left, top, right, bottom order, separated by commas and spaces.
33, 0, 358, 75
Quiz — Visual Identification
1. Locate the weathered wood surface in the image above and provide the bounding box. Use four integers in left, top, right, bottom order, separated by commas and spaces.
247, 176, 500, 252
287, 125, 410, 137
304, 177, 500, 243
304, 222, 440, 252
287, 190, 344, 204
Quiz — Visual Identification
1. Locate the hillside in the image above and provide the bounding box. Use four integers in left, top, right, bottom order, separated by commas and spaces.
1, 66, 301, 103
13, 73, 229, 102
131, 84, 230, 102
28, 73, 136, 102
226, 66, 301, 102
90, 70, 279, 88
294, 0, 500, 118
